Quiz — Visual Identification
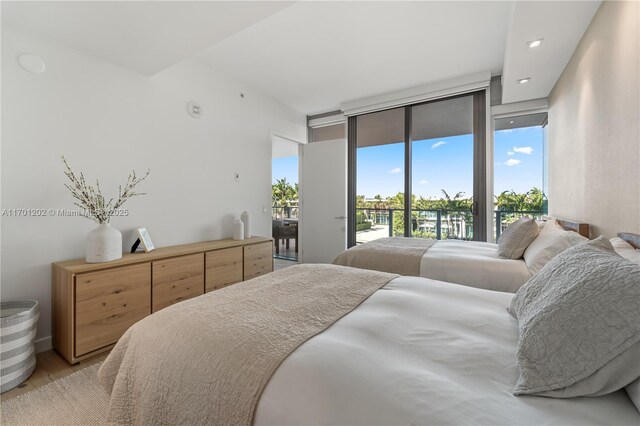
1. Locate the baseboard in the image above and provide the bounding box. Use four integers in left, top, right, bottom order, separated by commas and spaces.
35, 336, 52, 353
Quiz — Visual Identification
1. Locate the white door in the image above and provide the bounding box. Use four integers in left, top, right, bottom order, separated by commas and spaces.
299, 138, 347, 263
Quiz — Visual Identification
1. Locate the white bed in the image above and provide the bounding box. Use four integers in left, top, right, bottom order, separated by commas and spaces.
334, 218, 590, 293
419, 239, 531, 292
256, 276, 639, 425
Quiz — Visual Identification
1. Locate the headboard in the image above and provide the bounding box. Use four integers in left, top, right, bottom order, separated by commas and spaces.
542, 216, 590, 238
618, 232, 640, 249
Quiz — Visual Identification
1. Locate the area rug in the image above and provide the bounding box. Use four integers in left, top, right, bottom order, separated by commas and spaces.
1, 364, 109, 425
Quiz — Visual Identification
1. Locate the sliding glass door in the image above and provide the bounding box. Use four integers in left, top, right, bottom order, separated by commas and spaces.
354, 107, 405, 244
348, 91, 486, 246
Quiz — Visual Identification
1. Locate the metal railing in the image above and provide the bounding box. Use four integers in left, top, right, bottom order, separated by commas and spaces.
271, 205, 543, 242
272, 206, 298, 220
356, 208, 544, 242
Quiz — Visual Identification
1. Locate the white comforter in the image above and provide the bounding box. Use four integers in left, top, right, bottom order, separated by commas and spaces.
255, 276, 639, 425
421, 240, 532, 293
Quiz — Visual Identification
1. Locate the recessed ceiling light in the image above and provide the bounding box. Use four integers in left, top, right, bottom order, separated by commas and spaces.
527, 39, 543, 49
517, 78, 531, 84
509, 120, 515, 124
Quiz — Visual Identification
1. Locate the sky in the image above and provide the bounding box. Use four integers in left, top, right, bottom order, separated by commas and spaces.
356, 126, 544, 199
272, 156, 298, 184
272, 126, 544, 199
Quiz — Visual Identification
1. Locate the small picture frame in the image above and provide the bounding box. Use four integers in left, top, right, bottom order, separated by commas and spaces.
136, 228, 155, 252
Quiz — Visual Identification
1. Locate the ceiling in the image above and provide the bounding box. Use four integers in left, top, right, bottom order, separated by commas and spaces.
2, 1, 601, 114
1, 1, 293, 76
502, 1, 601, 104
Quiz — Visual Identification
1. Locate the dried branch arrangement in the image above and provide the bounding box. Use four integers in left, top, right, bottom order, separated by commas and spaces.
62, 156, 150, 224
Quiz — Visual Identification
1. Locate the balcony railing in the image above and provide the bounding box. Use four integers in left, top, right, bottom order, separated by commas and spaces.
356, 208, 544, 242
272, 206, 298, 220
272, 205, 543, 242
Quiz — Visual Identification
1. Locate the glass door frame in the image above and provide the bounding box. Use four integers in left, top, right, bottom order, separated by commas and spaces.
347, 90, 487, 247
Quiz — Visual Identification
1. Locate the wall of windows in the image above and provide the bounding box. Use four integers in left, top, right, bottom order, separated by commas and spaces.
348, 91, 487, 246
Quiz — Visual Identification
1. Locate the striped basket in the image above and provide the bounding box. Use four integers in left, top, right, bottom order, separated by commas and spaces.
1, 300, 39, 393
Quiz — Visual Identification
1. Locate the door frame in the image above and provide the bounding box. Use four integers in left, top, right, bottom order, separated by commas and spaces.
271, 134, 304, 260
347, 90, 487, 247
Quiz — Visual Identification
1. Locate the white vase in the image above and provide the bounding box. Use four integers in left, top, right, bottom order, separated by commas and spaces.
233, 219, 244, 240
241, 211, 252, 238
86, 223, 122, 263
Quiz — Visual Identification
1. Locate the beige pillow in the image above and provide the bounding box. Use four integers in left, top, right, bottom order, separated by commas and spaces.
523, 220, 588, 274
497, 217, 540, 259
611, 237, 640, 265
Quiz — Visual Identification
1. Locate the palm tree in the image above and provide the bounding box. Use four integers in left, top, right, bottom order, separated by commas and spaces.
272, 178, 297, 209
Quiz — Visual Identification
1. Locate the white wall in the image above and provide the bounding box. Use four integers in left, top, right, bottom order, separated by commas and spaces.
548, 1, 639, 238
272, 135, 302, 159
0, 25, 307, 348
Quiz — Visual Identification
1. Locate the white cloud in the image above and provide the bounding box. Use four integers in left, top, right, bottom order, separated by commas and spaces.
504, 159, 521, 167
513, 146, 534, 155
507, 151, 514, 156
419, 180, 428, 185
389, 167, 402, 174
431, 141, 447, 149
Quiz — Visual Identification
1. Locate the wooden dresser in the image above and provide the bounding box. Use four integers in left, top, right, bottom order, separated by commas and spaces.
52, 236, 273, 364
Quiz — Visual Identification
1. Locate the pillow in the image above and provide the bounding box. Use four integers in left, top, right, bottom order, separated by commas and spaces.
497, 217, 540, 259
611, 237, 640, 265
523, 220, 588, 275
509, 236, 640, 397
626, 378, 640, 412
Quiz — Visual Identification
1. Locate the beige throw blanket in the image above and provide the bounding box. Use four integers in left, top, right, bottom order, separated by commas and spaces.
333, 237, 436, 276
98, 264, 398, 426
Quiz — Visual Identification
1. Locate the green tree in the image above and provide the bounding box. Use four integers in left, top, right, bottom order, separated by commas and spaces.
272, 178, 296, 207
495, 188, 545, 212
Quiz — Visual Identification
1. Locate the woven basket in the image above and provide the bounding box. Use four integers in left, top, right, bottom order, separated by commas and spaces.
1, 300, 39, 393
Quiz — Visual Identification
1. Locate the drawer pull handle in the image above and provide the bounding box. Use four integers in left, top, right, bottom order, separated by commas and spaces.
114, 289, 122, 294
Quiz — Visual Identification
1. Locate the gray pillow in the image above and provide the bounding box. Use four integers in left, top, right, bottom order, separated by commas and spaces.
627, 377, 640, 412
498, 217, 540, 259
509, 236, 640, 397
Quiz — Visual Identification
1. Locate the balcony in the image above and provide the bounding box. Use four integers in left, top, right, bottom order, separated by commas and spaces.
356, 208, 544, 243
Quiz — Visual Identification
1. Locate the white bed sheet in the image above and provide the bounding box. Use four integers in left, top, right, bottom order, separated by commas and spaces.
420, 240, 532, 293
255, 276, 639, 425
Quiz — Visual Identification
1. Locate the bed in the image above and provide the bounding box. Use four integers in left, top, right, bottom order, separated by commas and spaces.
333, 217, 589, 293
98, 259, 639, 425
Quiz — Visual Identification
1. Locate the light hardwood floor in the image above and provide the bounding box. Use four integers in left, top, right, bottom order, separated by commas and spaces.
0, 349, 109, 402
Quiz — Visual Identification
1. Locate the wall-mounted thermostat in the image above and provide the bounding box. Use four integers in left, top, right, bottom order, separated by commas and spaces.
187, 101, 202, 119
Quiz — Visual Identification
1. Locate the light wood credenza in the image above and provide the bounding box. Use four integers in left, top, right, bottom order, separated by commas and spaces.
52, 236, 273, 364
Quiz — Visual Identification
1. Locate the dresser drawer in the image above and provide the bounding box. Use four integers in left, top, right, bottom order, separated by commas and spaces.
206, 247, 243, 292
244, 242, 273, 280
75, 263, 151, 357
152, 253, 204, 312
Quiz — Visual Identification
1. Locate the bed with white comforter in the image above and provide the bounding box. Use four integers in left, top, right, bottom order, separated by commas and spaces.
419, 240, 531, 292
99, 263, 639, 425
255, 276, 638, 425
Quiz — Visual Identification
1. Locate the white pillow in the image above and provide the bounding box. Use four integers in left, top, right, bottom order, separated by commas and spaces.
523, 220, 588, 275
610, 237, 640, 265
